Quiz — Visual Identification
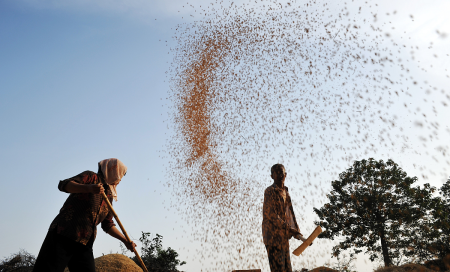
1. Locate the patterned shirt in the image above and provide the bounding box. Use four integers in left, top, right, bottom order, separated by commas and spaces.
262, 183, 300, 246
49, 171, 116, 246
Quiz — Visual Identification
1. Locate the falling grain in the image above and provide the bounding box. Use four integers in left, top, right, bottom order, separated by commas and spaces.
165, 1, 449, 271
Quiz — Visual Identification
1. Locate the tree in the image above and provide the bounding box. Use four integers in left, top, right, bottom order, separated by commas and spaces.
0, 249, 35, 272
313, 158, 436, 267
131, 232, 186, 272
430, 177, 450, 257
400, 176, 450, 262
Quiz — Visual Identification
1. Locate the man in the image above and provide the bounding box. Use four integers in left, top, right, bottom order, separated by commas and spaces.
33, 158, 136, 272
262, 164, 310, 272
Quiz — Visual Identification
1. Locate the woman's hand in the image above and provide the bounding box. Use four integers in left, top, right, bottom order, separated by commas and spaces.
124, 240, 137, 251
107, 226, 136, 251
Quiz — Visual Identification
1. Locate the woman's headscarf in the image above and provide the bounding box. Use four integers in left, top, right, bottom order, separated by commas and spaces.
98, 158, 127, 201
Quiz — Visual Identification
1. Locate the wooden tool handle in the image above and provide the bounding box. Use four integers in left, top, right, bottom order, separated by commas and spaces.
101, 192, 149, 272
292, 226, 322, 256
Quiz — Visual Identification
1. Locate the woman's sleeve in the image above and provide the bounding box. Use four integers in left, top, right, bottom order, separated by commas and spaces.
58, 171, 97, 193
101, 211, 116, 233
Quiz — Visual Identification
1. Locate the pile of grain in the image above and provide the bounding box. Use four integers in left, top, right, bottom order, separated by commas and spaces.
64, 254, 142, 272
308, 267, 339, 272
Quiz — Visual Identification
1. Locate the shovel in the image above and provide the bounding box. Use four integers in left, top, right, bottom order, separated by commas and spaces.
101, 192, 149, 272
292, 226, 322, 256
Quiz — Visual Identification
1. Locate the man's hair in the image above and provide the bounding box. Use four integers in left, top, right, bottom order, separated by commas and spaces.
271, 164, 285, 175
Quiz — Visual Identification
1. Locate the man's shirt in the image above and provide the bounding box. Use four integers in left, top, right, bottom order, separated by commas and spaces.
262, 182, 300, 246
49, 171, 116, 246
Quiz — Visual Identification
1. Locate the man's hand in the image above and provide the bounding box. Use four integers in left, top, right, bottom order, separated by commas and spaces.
289, 227, 301, 237
294, 233, 313, 246
88, 184, 104, 194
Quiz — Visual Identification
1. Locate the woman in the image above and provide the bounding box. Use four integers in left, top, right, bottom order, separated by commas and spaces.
33, 158, 136, 272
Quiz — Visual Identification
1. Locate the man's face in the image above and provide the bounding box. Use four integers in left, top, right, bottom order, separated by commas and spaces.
271, 167, 287, 183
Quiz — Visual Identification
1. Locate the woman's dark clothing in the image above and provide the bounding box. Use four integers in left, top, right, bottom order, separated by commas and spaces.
50, 171, 116, 245
33, 229, 95, 272
33, 171, 116, 272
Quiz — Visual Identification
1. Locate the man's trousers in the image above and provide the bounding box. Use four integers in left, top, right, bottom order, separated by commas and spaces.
265, 243, 292, 272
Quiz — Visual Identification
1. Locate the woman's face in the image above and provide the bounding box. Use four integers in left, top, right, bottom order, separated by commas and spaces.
111, 172, 126, 185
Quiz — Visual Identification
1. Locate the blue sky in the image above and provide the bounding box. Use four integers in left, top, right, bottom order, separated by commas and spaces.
0, 0, 178, 265
1, 0, 449, 271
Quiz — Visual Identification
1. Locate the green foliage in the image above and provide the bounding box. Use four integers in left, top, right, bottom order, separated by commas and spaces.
313, 158, 437, 267
431, 177, 450, 257
400, 177, 450, 263
131, 232, 186, 272
0, 249, 35, 272
323, 253, 357, 272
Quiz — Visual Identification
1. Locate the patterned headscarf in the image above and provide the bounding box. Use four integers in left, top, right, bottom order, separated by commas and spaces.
98, 158, 127, 202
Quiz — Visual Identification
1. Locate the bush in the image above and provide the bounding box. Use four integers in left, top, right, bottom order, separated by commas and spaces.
0, 249, 35, 272
130, 232, 186, 272
323, 253, 357, 272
